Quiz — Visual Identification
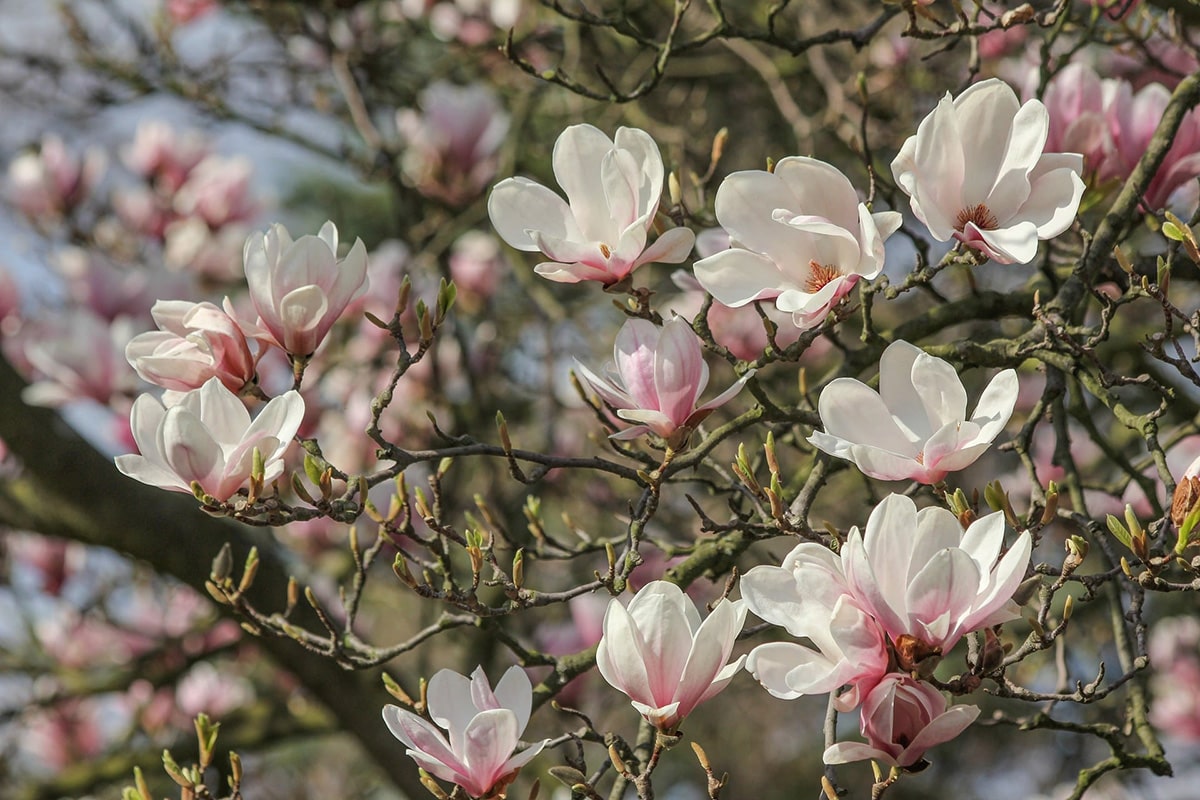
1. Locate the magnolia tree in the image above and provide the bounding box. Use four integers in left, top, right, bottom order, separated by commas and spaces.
4, 1, 1200, 799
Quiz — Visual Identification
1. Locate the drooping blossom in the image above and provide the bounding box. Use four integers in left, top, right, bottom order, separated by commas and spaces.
596, 581, 747, 732
740, 540, 890, 712
397, 81, 510, 206
891, 78, 1085, 264
693, 157, 901, 331
839, 493, 1032, 660
7, 135, 105, 221
125, 299, 258, 394
114, 377, 304, 501
382, 666, 548, 799
488, 124, 694, 286
808, 340, 1018, 483
822, 674, 981, 768
575, 316, 754, 448
243, 220, 369, 357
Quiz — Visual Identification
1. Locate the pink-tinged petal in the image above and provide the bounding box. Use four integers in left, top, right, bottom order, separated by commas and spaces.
596, 599, 653, 704
958, 509, 1007, 566
491, 667, 533, 732
553, 124, 617, 243
973, 220, 1041, 265
159, 409, 223, 494
908, 506, 966, 572
653, 318, 707, 425
740, 564, 815, 637
613, 319, 662, 410
460, 708, 520, 794
601, 147, 642, 232
771, 213, 864, 270
192, 377, 252, 440
909, 94, 966, 236
625, 584, 695, 705
900, 704, 981, 765
488, 177, 580, 251
921, 421, 980, 468
325, 236, 370, 309
963, 531, 1032, 631
772, 157, 861, 232
957, 84, 1042, 214
382, 705, 464, 774
127, 392, 167, 456
243, 392, 304, 458
114, 453, 190, 492
694, 369, 755, 416
631, 700, 681, 730
745, 641, 835, 700
906, 547, 983, 648
609, 423, 653, 440
927, 441, 993, 475
1011, 165, 1085, 239
632, 227, 696, 268
852, 496, 918, 631
878, 340, 937, 440
574, 360, 633, 409
533, 260, 618, 284
469, 666, 501, 712
695, 655, 747, 707
815, 377, 918, 456
617, 408, 677, 438
692, 248, 790, 307
426, 668, 477, 747
527, 230, 607, 269
837, 444, 934, 482
909, 349, 968, 432
501, 739, 548, 774
823, 741, 894, 766
967, 368, 1018, 443
674, 599, 746, 716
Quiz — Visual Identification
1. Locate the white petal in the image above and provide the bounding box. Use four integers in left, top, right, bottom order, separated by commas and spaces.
488, 177, 579, 251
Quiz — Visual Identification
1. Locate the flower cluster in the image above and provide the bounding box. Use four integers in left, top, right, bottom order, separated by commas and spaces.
742, 493, 1031, 767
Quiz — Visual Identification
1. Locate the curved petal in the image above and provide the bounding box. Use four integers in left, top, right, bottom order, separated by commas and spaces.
823, 741, 894, 766
492, 666, 533, 733
1011, 165, 1085, 239
633, 227, 696, 268
692, 248, 789, 307
878, 340, 936, 440
900, 704, 981, 766
553, 124, 618, 243
968, 368, 1019, 444
772, 157, 861, 232
596, 599, 652, 705
816, 377, 918, 456
488, 177, 579, 251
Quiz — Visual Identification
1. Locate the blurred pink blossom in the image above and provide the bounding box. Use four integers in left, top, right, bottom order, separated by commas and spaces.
7, 135, 105, 221
164, 218, 250, 281
1149, 616, 1200, 741
18, 310, 139, 408
176, 661, 254, 719
23, 699, 110, 772
823, 674, 980, 768
397, 81, 510, 206
1102, 80, 1200, 210
124, 120, 209, 194
166, 0, 219, 26
173, 155, 257, 228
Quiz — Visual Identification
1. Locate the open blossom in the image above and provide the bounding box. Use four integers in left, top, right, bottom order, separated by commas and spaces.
575, 317, 753, 447
19, 311, 139, 408
596, 581, 747, 732
397, 80, 510, 206
1102, 80, 1200, 210
382, 666, 548, 799
488, 124, 694, 286
173, 155, 257, 228
808, 340, 1018, 483
8, 135, 105, 221
1041, 63, 1112, 175
124, 120, 209, 194
741, 541, 890, 712
125, 299, 258, 394
840, 494, 1032, 660
243, 221, 369, 357
892, 78, 1085, 264
114, 377, 303, 501
693, 157, 901, 331
823, 674, 981, 768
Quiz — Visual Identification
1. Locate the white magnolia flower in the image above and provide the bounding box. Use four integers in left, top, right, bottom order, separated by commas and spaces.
596, 581, 747, 731
808, 340, 1018, 483
382, 666, 548, 799
693, 157, 901, 330
891, 77, 1085, 265
114, 377, 303, 502
488, 124, 694, 285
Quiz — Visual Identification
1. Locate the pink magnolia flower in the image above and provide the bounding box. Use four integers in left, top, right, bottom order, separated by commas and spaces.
596, 580, 747, 732
1101, 81, 1200, 210
841, 493, 1032, 658
243, 221, 369, 357
124, 120, 209, 194
8, 135, 105, 221
114, 377, 304, 501
164, 218, 250, 282
1041, 62, 1113, 176
575, 316, 754, 447
382, 666, 548, 799
693, 157, 901, 331
740, 541, 890, 712
488, 124, 694, 286
823, 674, 981, 768
125, 299, 258, 394
397, 80, 510, 206
173, 155, 257, 228
19, 311, 139, 408
808, 340, 1018, 483
1149, 616, 1200, 741
892, 78, 1085, 264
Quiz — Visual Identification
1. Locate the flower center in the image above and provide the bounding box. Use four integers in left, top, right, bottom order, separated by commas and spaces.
805, 261, 843, 293
914, 450, 925, 465
954, 203, 999, 231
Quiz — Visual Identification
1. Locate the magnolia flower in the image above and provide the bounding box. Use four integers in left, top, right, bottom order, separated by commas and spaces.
823, 674, 980, 768
1041, 63, 1112, 176
382, 666, 548, 798
1102, 80, 1200, 210
397, 80, 510, 206
19, 311, 139, 408
488, 124, 694, 286
243, 221, 369, 357
575, 317, 754, 447
693, 157, 901, 330
114, 377, 303, 501
596, 581, 747, 731
808, 340, 1018, 483
125, 300, 258, 394
173, 155, 258, 228
123, 120, 209, 194
740, 542, 890, 711
841, 493, 1032, 660
8, 135, 105, 221
891, 78, 1085, 265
